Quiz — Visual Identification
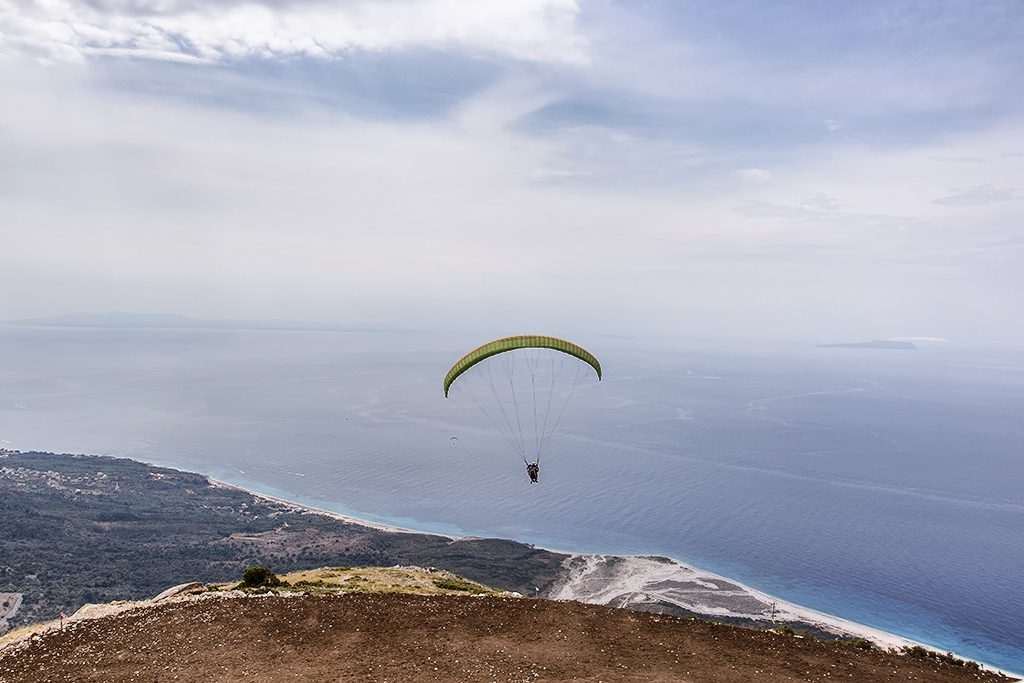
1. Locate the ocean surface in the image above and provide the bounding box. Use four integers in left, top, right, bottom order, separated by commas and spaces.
1, 325, 1021, 672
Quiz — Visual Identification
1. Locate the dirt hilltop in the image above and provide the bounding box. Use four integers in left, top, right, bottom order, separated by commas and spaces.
0, 574, 1015, 683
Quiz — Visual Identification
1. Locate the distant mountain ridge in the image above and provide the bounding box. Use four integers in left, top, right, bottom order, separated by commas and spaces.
9, 312, 378, 333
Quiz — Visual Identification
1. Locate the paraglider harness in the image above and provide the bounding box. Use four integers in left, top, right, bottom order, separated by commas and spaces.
526, 460, 540, 484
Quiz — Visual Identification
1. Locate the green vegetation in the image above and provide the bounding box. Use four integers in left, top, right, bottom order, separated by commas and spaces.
899, 645, 981, 670
432, 577, 488, 594
240, 567, 283, 589
230, 566, 506, 597
839, 638, 875, 650
774, 624, 796, 635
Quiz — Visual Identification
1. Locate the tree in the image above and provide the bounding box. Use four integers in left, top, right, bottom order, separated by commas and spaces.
241, 566, 281, 589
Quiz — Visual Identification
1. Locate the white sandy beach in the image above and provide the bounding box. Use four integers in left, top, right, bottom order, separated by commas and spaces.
206, 477, 432, 535
549, 553, 921, 649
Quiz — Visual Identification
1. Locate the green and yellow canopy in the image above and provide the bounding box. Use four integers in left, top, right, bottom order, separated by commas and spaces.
444, 335, 601, 397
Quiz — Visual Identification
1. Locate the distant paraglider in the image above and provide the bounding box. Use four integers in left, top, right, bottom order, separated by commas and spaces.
443, 335, 601, 483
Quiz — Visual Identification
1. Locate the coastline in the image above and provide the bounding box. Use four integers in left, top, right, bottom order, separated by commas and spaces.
214, 474, 1018, 678
206, 477, 435, 536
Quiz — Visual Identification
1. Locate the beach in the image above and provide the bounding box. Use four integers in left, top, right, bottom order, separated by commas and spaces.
207, 477, 425, 535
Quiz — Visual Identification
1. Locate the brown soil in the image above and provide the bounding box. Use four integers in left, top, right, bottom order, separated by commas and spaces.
0, 594, 1013, 682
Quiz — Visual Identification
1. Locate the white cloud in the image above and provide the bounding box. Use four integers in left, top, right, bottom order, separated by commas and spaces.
0, 0, 588, 64
3, 59, 1023, 343
736, 167, 771, 182
734, 193, 850, 219
2, 1, 1023, 345
931, 184, 1019, 207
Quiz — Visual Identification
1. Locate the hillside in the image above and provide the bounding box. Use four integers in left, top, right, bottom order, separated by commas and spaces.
0, 450, 564, 629
0, 569, 1013, 683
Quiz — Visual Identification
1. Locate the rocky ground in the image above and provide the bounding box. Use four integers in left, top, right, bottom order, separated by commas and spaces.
0, 591, 1014, 682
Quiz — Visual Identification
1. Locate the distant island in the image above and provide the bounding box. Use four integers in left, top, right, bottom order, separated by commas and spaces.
8, 312, 388, 333
816, 339, 917, 350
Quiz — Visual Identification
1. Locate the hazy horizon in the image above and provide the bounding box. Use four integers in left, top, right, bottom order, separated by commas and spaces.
6, 310, 1018, 353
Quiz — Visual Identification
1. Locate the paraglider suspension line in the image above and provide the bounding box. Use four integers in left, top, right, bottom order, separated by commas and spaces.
506, 353, 528, 463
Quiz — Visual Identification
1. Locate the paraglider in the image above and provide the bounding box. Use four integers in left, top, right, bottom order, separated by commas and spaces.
443, 335, 601, 483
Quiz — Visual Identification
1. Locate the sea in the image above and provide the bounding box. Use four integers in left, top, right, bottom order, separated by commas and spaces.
1, 325, 1021, 673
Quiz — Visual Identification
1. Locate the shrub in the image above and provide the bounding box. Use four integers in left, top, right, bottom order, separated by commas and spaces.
899, 646, 980, 670
774, 624, 796, 636
840, 638, 875, 651
241, 566, 282, 589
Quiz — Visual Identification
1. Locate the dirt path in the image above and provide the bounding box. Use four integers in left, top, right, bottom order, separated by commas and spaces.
0, 594, 1013, 682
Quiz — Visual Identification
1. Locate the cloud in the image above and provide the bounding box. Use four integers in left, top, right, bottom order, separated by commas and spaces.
734, 194, 848, 219
931, 184, 1018, 206
736, 167, 771, 182
0, 0, 588, 64
2, 3, 1023, 344
929, 155, 984, 164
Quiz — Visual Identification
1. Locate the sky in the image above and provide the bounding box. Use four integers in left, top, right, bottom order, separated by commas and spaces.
1, 0, 1022, 344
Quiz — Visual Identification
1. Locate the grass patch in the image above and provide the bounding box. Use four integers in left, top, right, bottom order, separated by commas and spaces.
432, 578, 487, 594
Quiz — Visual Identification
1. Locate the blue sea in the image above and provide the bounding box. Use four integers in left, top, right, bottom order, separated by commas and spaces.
1, 326, 1021, 673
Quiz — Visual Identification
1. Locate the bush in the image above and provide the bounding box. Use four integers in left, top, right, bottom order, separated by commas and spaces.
840, 638, 875, 650
241, 566, 282, 589
774, 624, 795, 636
432, 577, 486, 594
899, 646, 979, 670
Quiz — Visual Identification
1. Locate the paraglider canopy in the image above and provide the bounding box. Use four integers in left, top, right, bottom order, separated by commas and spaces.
444, 335, 601, 397
443, 335, 601, 473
